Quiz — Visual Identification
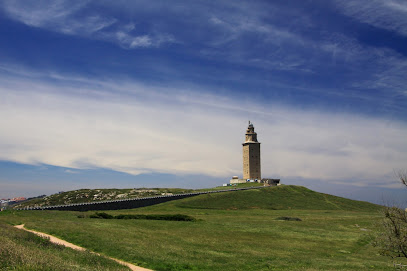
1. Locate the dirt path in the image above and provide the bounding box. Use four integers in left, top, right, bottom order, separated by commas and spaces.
14, 224, 153, 271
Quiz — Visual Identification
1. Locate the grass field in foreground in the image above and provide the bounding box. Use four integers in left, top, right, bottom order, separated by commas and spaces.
0, 222, 128, 270
0, 185, 399, 271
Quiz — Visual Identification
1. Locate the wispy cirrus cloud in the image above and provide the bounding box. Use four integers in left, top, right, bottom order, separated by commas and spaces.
1, 0, 175, 48
204, 1, 407, 98
1, 1, 406, 112
204, 16, 407, 103
319, 34, 407, 99
2, 0, 113, 35
334, 0, 407, 37
113, 27, 175, 49
207, 14, 301, 49
2, 0, 87, 27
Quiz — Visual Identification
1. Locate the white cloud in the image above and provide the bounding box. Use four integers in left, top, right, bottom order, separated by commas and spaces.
114, 31, 175, 49
0, 69, 406, 188
64, 169, 78, 174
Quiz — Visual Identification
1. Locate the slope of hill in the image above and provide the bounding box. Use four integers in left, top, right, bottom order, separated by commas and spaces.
0, 223, 128, 270
14, 183, 264, 209
174, 185, 382, 211
14, 188, 194, 208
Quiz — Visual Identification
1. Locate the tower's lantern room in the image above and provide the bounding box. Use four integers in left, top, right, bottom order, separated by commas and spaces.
245, 121, 258, 142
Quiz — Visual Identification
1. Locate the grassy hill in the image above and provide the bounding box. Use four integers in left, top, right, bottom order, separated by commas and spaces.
1, 185, 394, 271
13, 183, 264, 209
175, 185, 382, 211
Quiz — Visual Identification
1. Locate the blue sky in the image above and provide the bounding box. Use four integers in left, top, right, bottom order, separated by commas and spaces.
0, 0, 406, 205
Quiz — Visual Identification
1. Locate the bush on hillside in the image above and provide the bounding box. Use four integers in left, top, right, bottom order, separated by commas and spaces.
374, 171, 407, 260
90, 212, 113, 219
90, 213, 196, 221
374, 207, 407, 259
275, 216, 302, 221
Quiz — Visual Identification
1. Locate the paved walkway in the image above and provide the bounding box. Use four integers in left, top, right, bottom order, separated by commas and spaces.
14, 224, 153, 271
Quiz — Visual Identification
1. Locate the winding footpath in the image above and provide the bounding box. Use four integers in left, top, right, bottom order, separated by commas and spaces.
14, 224, 153, 271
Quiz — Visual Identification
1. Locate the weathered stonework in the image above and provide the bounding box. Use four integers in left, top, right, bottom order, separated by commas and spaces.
242, 121, 261, 180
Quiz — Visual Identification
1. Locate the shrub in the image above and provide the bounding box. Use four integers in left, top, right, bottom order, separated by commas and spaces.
89, 213, 196, 221
90, 212, 114, 219
374, 206, 407, 259
275, 216, 302, 221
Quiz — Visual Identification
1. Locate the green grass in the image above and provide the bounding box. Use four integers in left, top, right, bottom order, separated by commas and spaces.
197, 182, 264, 191
0, 222, 129, 270
0, 185, 395, 270
175, 185, 382, 211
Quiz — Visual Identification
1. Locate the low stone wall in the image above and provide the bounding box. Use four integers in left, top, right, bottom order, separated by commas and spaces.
17, 186, 264, 211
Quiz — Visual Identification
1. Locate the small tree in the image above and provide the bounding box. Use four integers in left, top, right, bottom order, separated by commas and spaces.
375, 206, 407, 258
374, 170, 407, 260
399, 170, 407, 187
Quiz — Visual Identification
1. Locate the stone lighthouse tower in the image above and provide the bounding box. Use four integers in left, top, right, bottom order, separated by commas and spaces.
242, 121, 261, 180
